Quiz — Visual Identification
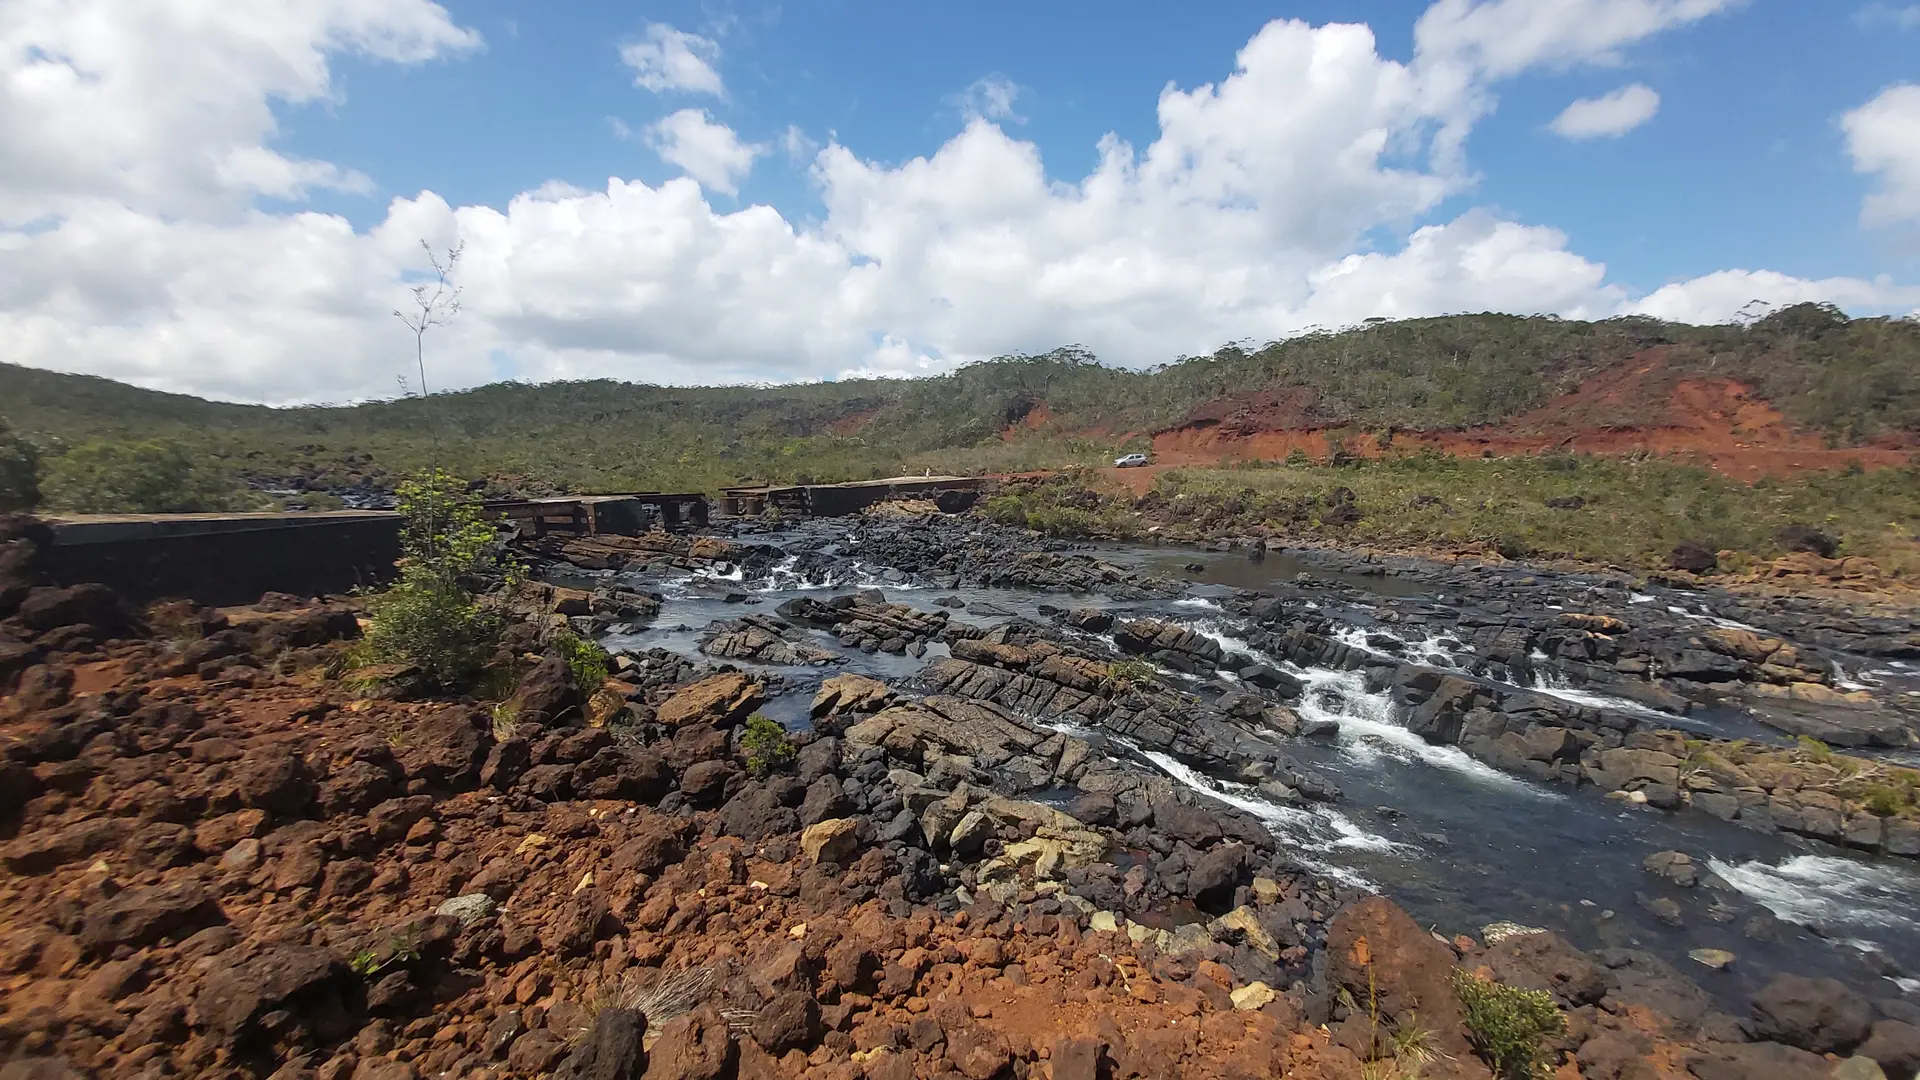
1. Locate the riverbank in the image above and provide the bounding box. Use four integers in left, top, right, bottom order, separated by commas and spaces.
982, 457, 1920, 590
3, 510, 1919, 1079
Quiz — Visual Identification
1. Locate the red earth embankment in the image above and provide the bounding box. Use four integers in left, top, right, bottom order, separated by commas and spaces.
1136, 353, 1915, 482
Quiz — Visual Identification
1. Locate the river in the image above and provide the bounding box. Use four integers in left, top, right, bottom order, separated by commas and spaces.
580, 522, 1920, 1009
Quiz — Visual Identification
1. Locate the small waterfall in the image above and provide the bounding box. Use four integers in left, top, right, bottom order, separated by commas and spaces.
1139, 750, 1392, 889
1178, 617, 1551, 793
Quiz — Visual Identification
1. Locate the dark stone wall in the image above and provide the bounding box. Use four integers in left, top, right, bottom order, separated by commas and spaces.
45, 516, 402, 607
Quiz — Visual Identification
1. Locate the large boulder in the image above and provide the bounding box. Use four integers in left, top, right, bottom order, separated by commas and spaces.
703, 618, 835, 665
555, 1008, 647, 1080
642, 1004, 736, 1080
800, 818, 861, 866
190, 946, 359, 1052
811, 674, 894, 723
1750, 973, 1873, 1055
507, 656, 578, 726
656, 673, 764, 728
1149, 797, 1224, 848
1113, 619, 1226, 669
612, 816, 686, 877
80, 883, 225, 951
1479, 931, 1608, 1007
232, 746, 315, 816
750, 992, 823, 1055
1586, 748, 1682, 792
1859, 1019, 1920, 1080
1403, 676, 1483, 744
844, 697, 1050, 768
1321, 897, 1476, 1069
248, 605, 361, 653
398, 706, 493, 790
1186, 843, 1247, 911
719, 788, 798, 844
1687, 1041, 1828, 1080
14, 583, 133, 635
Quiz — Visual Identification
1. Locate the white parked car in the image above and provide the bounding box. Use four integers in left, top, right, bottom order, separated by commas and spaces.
1113, 453, 1150, 468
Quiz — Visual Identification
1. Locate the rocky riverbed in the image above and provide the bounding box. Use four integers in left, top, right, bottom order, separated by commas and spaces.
3, 508, 1919, 1080
551, 514, 1920, 1012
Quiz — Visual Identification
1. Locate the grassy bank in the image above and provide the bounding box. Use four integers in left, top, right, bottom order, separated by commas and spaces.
982, 452, 1920, 575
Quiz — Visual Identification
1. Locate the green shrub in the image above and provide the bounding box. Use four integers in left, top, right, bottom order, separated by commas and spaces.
0, 419, 40, 512
1865, 786, 1903, 817
1104, 658, 1158, 693
741, 713, 796, 776
41, 439, 245, 513
1450, 969, 1565, 1079
1794, 735, 1834, 763
550, 627, 611, 689
358, 471, 511, 690
359, 578, 501, 690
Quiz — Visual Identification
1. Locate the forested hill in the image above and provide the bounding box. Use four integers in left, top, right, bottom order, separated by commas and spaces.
2, 303, 1916, 500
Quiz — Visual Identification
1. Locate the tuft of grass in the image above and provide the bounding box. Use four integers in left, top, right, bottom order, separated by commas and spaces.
575, 965, 721, 1046
1450, 969, 1564, 1080
1794, 735, 1835, 763
490, 698, 522, 742
1390, 1014, 1441, 1069
741, 713, 796, 776
1103, 658, 1159, 694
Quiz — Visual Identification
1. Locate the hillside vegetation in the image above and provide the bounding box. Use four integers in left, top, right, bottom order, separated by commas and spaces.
984, 455, 1920, 577
2, 304, 1917, 512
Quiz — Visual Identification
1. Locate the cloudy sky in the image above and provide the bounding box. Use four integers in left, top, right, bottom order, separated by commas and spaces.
2, 0, 1917, 404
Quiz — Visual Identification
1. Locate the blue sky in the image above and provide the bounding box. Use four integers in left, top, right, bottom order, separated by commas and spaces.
3, 0, 1919, 403
285, 1, 1916, 292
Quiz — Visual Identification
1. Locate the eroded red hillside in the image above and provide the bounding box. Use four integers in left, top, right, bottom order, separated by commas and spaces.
1119, 351, 1916, 482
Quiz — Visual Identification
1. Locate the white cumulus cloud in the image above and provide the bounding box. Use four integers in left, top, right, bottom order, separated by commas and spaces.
1413, 0, 1742, 78
1631, 269, 1920, 323
618, 23, 724, 97
1843, 84, 1920, 230
0, 0, 1912, 406
1550, 84, 1660, 139
0, 0, 479, 224
645, 109, 765, 195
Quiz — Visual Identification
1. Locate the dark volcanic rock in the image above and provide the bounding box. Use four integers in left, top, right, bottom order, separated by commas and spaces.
191, 945, 358, 1052
399, 706, 493, 790
15, 583, 133, 635
719, 787, 799, 843
642, 1004, 736, 1080
1480, 931, 1609, 1007
751, 991, 823, 1054
1686, 1040, 1828, 1080
80, 883, 225, 951
233, 746, 316, 816
509, 656, 579, 726
1149, 798, 1224, 848
1751, 973, 1873, 1054
556, 1007, 647, 1080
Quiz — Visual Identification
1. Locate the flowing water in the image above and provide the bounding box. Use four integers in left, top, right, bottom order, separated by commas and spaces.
580, 526, 1920, 1006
